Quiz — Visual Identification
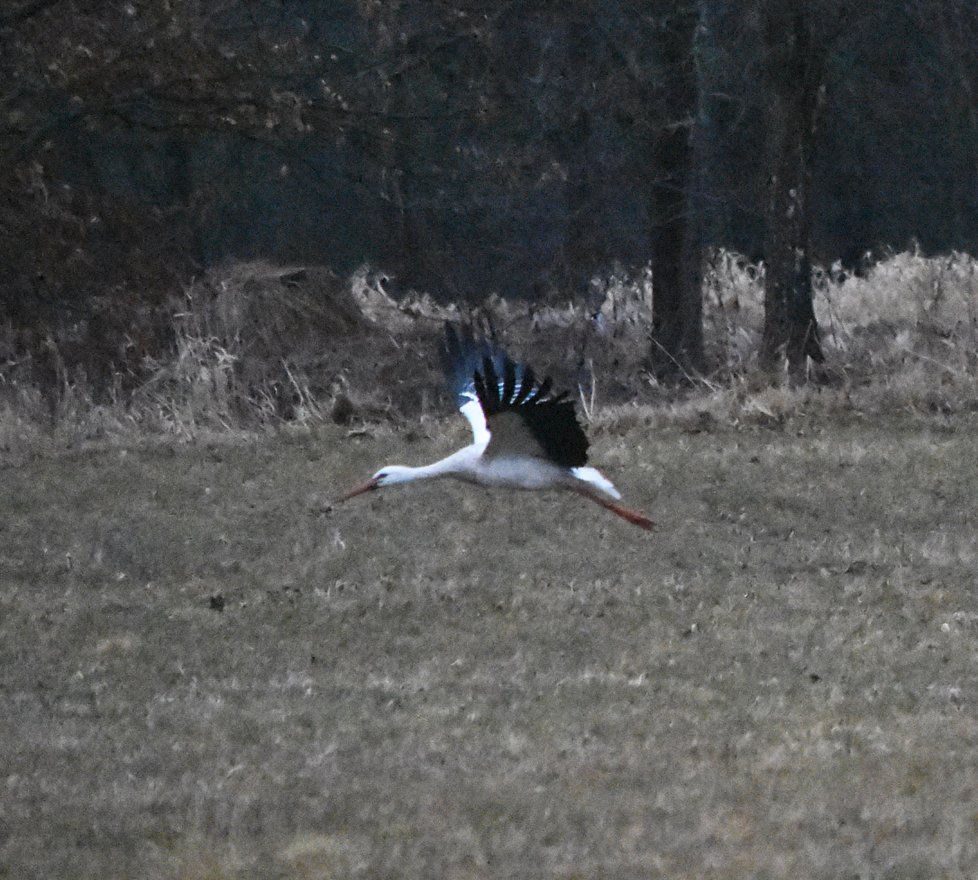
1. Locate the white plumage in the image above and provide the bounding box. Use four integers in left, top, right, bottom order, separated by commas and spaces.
337, 324, 653, 530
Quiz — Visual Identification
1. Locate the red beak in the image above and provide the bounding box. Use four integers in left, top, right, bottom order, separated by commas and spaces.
336, 476, 381, 503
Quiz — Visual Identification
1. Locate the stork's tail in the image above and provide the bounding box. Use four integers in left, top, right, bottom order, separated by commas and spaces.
571, 466, 621, 500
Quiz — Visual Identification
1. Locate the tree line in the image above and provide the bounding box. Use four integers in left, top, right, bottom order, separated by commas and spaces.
2, 0, 976, 384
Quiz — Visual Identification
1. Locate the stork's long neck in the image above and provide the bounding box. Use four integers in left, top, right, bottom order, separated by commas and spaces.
384, 445, 479, 484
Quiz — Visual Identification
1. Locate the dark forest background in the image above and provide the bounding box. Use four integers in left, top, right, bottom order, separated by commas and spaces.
2, 0, 977, 398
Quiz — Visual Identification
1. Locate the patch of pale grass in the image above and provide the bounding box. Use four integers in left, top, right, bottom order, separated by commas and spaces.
702, 249, 766, 369
824, 250, 978, 332
918, 531, 978, 568
279, 832, 373, 877
0, 380, 148, 462
698, 248, 978, 413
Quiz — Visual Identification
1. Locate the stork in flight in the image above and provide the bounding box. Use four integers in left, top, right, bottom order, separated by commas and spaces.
337, 324, 654, 530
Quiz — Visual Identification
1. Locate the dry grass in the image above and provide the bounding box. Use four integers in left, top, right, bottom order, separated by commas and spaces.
2, 408, 978, 878
4, 250, 978, 459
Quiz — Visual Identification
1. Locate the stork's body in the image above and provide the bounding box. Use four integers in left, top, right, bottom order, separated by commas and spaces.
338, 324, 653, 530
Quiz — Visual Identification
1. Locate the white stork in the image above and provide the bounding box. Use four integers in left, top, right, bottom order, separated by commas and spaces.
337, 323, 654, 530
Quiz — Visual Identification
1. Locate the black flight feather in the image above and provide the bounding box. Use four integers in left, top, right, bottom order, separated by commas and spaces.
512, 365, 536, 406
478, 352, 588, 469
525, 376, 552, 404
442, 321, 590, 469
502, 358, 517, 405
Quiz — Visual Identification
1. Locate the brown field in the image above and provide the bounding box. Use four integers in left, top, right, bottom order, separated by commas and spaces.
3, 252, 978, 877
2, 401, 978, 879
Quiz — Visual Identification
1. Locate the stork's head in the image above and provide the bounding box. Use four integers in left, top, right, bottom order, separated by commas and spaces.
336, 465, 415, 502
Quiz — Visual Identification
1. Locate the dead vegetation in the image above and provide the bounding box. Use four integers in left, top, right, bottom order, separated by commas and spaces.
2, 250, 978, 458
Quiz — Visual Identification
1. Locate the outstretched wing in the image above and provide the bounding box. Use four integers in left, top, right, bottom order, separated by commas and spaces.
441, 323, 495, 446
441, 322, 589, 468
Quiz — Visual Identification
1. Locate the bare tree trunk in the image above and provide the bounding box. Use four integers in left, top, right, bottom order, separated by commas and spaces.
648, 3, 705, 380
758, 3, 825, 381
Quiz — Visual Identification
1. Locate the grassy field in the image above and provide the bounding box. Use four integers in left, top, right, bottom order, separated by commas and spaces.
2, 406, 978, 879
